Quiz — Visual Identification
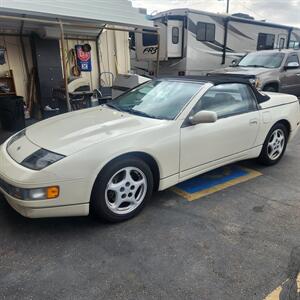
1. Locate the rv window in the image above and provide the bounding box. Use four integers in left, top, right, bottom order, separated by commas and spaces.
196, 22, 215, 42
142, 30, 158, 47
172, 27, 180, 44
206, 24, 215, 42
289, 41, 300, 49
289, 41, 296, 48
257, 33, 275, 50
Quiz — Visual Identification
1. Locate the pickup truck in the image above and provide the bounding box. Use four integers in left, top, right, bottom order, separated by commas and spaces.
210, 49, 300, 96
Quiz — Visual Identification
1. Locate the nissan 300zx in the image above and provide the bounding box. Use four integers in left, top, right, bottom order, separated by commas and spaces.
0, 77, 299, 222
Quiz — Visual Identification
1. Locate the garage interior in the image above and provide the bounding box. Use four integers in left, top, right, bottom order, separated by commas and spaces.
0, 0, 156, 138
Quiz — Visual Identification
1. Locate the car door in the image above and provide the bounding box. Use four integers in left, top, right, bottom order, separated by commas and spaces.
180, 83, 260, 178
280, 53, 300, 96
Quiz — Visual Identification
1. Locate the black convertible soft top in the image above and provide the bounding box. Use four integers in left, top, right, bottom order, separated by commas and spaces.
159, 75, 270, 104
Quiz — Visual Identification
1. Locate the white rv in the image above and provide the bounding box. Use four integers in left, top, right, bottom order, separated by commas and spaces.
132, 9, 300, 76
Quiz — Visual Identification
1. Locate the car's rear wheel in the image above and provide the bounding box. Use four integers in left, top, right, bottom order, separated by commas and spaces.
91, 157, 153, 222
258, 123, 288, 165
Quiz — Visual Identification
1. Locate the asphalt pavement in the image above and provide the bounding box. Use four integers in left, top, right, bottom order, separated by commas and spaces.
0, 131, 300, 300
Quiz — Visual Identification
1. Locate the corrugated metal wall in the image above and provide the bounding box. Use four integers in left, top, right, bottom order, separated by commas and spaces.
0, 36, 33, 97
0, 0, 152, 28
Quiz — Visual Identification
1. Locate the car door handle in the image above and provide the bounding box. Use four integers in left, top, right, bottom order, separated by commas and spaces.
249, 119, 258, 125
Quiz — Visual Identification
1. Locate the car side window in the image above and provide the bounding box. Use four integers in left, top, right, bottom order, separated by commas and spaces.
192, 83, 257, 119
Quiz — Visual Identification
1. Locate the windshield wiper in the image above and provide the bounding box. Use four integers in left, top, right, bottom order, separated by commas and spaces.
123, 108, 161, 119
105, 104, 162, 119
104, 102, 122, 112
241, 64, 268, 68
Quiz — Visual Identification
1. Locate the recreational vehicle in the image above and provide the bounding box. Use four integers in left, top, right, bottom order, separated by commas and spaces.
132, 9, 300, 76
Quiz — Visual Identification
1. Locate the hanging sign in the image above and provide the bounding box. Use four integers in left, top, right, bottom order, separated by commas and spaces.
75, 45, 92, 72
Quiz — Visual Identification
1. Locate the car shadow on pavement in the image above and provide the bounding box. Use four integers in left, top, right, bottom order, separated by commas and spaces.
0, 194, 115, 233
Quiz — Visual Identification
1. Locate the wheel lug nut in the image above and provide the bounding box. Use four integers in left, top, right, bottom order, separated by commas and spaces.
121, 194, 126, 199
120, 187, 125, 192
128, 193, 133, 197
130, 186, 135, 190
126, 182, 130, 187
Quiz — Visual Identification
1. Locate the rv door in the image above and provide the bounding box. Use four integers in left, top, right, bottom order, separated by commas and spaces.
167, 20, 183, 58
278, 34, 287, 49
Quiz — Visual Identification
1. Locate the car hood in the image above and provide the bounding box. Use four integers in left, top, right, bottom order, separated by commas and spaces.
26, 107, 166, 156
211, 66, 271, 77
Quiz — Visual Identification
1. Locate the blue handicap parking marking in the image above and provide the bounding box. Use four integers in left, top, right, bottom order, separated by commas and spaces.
172, 165, 262, 201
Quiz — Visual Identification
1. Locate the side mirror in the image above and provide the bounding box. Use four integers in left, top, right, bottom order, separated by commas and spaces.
285, 62, 300, 69
189, 111, 218, 125
230, 59, 238, 67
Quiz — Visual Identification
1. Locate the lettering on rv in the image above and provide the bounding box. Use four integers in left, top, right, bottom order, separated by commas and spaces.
143, 47, 158, 55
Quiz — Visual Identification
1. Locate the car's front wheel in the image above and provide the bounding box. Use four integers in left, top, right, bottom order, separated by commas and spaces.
258, 123, 288, 165
91, 157, 153, 222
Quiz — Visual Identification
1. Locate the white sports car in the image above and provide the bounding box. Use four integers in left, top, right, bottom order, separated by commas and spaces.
0, 77, 299, 222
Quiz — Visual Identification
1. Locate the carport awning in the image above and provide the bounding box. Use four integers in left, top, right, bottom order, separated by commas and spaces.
0, 0, 154, 36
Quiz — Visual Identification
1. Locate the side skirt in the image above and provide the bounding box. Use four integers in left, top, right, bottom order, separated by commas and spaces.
158, 146, 262, 191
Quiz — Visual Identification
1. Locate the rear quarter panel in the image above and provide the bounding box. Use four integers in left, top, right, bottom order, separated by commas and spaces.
255, 93, 300, 145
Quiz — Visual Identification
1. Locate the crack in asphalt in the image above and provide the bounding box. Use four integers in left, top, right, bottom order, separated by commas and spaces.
243, 188, 300, 209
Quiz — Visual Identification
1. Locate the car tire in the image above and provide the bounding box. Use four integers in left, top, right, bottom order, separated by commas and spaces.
258, 123, 288, 166
91, 156, 154, 222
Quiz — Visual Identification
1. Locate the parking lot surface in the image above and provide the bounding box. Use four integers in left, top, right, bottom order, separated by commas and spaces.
0, 132, 300, 300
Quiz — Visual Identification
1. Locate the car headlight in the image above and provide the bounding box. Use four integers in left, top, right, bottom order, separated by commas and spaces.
21, 149, 65, 170
7, 129, 26, 148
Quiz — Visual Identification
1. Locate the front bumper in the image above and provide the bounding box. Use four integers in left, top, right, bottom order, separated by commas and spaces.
0, 143, 90, 218
2, 191, 89, 218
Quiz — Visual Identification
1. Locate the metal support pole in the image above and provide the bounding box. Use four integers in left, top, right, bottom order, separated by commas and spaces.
226, 0, 230, 14
156, 32, 160, 77
59, 21, 72, 112
96, 27, 104, 87
222, 18, 229, 64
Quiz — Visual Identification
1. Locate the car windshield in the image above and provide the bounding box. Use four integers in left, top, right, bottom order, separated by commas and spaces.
238, 52, 285, 68
106, 80, 204, 120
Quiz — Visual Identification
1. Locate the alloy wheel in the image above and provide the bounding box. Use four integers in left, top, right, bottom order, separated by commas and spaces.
105, 167, 147, 215
267, 129, 285, 161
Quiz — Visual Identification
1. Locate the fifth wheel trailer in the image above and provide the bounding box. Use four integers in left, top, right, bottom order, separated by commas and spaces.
132, 9, 300, 76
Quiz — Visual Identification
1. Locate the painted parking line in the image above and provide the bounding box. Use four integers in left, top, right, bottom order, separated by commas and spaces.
264, 272, 300, 300
172, 165, 262, 201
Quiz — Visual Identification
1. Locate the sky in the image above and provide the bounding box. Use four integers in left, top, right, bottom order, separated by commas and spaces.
130, 0, 300, 27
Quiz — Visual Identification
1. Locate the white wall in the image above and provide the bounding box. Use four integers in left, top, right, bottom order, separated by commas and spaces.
65, 29, 130, 89
97, 29, 130, 86
0, 36, 33, 99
